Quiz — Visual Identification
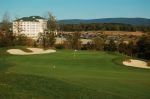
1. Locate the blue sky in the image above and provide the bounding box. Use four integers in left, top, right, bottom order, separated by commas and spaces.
0, 0, 150, 21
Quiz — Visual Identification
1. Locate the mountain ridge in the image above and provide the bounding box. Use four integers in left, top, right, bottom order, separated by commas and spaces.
58, 18, 150, 26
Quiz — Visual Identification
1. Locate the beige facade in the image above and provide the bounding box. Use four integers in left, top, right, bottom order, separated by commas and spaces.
13, 17, 47, 39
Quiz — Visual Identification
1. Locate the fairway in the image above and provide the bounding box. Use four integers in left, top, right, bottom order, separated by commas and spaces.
0, 48, 150, 99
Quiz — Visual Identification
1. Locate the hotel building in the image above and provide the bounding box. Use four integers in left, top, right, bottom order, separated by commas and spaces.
13, 16, 47, 39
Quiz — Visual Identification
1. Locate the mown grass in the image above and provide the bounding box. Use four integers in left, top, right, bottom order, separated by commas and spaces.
0, 48, 150, 99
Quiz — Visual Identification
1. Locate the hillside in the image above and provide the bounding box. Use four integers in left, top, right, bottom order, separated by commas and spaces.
58, 18, 150, 26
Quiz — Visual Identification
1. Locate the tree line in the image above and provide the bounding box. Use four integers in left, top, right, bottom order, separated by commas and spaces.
55, 31, 150, 60
59, 23, 150, 32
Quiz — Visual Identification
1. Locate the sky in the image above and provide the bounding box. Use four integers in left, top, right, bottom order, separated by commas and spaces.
0, 0, 150, 21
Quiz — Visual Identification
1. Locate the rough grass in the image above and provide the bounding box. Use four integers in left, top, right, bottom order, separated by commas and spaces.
0, 48, 150, 99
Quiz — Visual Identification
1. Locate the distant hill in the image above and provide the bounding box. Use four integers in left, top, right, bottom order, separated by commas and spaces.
58, 18, 150, 26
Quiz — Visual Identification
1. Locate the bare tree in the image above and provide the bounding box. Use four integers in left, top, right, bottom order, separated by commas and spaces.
92, 36, 105, 50
13, 17, 23, 36
38, 30, 56, 48
0, 12, 15, 47
38, 12, 57, 48
47, 12, 58, 34
66, 32, 82, 50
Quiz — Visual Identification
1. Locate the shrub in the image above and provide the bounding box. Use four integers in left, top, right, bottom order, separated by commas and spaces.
55, 44, 64, 49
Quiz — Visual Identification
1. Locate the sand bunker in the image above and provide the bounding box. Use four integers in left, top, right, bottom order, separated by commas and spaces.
7, 48, 56, 55
123, 59, 150, 69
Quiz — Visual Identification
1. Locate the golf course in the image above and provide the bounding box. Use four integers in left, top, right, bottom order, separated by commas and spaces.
0, 47, 150, 99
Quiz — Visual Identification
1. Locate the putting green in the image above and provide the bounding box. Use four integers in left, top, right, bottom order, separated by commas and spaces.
1, 48, 150, 99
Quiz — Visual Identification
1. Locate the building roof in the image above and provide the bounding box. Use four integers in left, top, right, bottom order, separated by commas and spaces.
15, 16, 45, 22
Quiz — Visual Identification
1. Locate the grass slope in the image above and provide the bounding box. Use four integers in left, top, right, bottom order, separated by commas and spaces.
0, 48, 150, 99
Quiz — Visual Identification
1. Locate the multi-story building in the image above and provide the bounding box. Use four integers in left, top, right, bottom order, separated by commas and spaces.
13, 16, 47, 39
